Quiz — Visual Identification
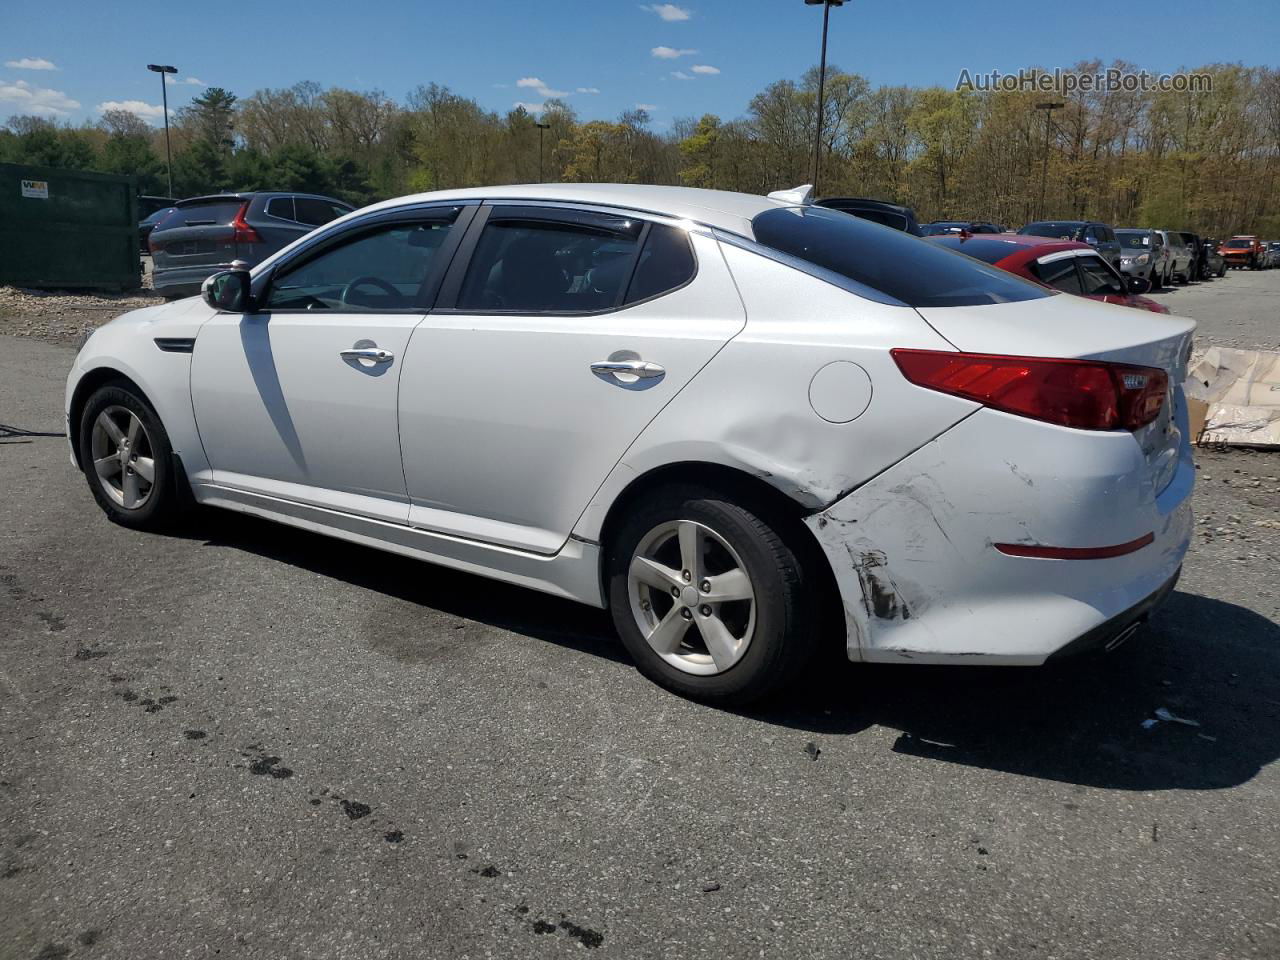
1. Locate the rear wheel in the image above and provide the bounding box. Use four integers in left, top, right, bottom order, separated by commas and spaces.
607, 485, 820, 705
79, 383, 184, 530
1149, 267, 1162, 290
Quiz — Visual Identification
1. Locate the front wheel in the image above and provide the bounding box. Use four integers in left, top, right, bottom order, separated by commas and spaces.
78, 382, 185, 530
607, 485, 820, 705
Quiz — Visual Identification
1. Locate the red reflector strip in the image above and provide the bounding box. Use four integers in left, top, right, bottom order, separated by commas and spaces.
994, 533, 1155, 560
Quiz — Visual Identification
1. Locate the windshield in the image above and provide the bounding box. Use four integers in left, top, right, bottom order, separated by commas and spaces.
752, 206, 1050, 308
1225, 237, 1254, 245
1116, 231, 1150, 249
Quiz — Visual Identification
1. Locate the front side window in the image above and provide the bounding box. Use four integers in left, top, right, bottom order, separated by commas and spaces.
457, 210, 646, 313
752, 206, 1048, 308
265, 212, 459, 312
1076, 256, 1125, 296
1030, 257, 1083, 295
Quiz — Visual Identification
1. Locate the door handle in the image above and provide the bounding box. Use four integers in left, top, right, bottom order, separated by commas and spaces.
340, 347, 394, 364
590, 359, 665, 380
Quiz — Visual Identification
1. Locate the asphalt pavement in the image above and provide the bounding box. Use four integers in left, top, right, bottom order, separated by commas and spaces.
1, 270, 1278, 959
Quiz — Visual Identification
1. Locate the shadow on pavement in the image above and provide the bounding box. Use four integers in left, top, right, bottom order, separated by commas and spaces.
186, 511, 1279, 792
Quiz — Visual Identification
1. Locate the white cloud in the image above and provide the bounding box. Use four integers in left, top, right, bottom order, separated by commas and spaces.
0, 79, 80, 116
517, 76, 569, 98
672, 71, 694, 81
691, 64, 720, 75
635, 102, 658, 111
5, 57, 57, 71
576, 86, 600, 94
641, 4, 691, 21
513, 101, 546, 113
96, 99, 166, 121
651, 46, 697, 59
172, 75, 204, 86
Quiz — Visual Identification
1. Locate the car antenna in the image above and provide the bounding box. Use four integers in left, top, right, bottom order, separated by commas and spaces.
767, 184, 815, 205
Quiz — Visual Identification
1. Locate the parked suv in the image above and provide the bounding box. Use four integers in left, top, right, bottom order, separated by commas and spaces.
150, 192, 354, 298
1219, 235, 1265, 270
1017, 220, 1121, 270
815, 197, 923, 235
1264, 241, 1280, 269
1154, 230, 1193, 283
1114, 228, 1167, 289
1201, 239, 1227, 278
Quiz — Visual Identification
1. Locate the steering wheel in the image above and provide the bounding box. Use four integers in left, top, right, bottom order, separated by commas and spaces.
341, 276, 401, 307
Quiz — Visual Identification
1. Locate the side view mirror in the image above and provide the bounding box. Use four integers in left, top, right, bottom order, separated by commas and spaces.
1127, 276, 1151, 295
202, 269, 252, 312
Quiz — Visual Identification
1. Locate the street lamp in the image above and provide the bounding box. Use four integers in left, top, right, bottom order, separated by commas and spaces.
804, 0, 844, 195
147, 64, 178, 198
1035, 101, 1064, 220
535, 120, 551, 182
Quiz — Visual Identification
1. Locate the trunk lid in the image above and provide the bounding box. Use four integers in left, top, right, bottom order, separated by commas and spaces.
914, 293, 1195, 495
151, 197, 246, 271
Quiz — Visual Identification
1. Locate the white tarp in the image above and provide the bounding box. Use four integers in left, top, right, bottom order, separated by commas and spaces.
1184, 347, 1280, 448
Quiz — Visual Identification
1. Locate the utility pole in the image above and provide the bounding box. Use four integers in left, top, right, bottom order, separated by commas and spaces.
536, 121, 551, 181
147, 64, 178, 197
804, 0, 845, 195
1035, 101, 1064, 220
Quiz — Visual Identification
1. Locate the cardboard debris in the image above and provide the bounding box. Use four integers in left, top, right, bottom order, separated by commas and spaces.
1184, 347, 1280, 448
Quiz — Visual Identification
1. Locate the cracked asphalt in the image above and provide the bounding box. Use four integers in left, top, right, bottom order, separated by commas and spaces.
2, 269, 1278, 959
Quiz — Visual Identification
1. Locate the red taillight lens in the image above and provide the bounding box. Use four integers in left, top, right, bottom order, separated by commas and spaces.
230, 202, 262, 245
891, 349, 1167, 431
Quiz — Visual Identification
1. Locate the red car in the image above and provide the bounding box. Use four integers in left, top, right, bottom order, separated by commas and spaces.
1218, 235, 1265, 270
928, 233, 1171, 314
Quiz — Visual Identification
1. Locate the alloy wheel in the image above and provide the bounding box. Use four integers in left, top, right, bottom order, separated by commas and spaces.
89, 405, 156, 510
626, 519, 756, 676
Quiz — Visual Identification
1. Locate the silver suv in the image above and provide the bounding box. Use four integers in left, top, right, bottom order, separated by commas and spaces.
1114, 229, 1167, 289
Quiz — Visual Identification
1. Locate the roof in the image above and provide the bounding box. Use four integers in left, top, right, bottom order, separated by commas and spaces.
356, 183, 788, 235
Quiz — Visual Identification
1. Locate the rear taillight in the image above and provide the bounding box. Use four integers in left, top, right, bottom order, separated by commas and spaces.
147, 235, 161, 254
230, 203, 262, 245
891, 349, 1168, 431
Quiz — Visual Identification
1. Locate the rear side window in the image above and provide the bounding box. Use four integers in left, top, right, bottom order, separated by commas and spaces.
266, 197, 296, 222
624, 224, 696, 304
1030, 257, 1083, 295
457, 210, 645, 313
751, 206, 1048, 308
155, 199, 243, 230
295, 197, 348, 226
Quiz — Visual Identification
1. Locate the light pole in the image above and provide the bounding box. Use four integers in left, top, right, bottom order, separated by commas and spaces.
1035, 101, 1064, 220
147, 64, 178, 197
535, 120, 551, 181
804, 0, 844, 195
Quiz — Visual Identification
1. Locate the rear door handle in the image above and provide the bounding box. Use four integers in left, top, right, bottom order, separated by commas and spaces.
590, 359, 665, 380
340, 347, 394, 364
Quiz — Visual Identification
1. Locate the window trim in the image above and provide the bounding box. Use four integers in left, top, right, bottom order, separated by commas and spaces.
251, 203, 478, 315
433, 202, 700, 317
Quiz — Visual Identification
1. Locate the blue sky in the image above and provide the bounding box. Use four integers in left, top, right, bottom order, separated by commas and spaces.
3, 0, 1277, 129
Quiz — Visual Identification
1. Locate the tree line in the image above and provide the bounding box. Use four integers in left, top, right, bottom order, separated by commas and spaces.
2, 60, 1278, 236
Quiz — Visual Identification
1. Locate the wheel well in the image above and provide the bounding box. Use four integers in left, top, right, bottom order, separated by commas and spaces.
596, 461, 846, 651
67, 368, 150, 467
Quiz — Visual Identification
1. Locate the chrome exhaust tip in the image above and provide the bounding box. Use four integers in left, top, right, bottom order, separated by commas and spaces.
1104, 621, 1143, 653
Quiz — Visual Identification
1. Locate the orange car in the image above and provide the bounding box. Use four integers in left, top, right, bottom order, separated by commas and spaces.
1219, 235, 1266, 270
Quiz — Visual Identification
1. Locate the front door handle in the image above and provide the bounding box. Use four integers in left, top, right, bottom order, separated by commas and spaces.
590, 359, 665, 380
340, 347, 394, 364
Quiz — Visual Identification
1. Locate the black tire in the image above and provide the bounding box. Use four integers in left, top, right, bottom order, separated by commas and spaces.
1149, 268, 1161, 291
78, 382, 185, 530
606, 484, 821, 705
1218, 263, 1226, 277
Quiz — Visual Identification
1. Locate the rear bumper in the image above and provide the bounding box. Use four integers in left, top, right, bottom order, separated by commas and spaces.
1045, 566, 1179, 659
152, 262, 237, 296
805, 404, 1194, 665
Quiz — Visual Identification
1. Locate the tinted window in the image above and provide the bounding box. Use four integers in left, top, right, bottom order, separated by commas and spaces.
1030, 257, 1083, 295
1076, 256, 1124, 296
155, 199, 243, 231
266, 212, 459, 312
457, 211, 644, 313
927, 235, 1027, 265
266, 197, 296, 222
751, 206, 1048, 308
294, 197, 349, 226
624, 224, 696, 304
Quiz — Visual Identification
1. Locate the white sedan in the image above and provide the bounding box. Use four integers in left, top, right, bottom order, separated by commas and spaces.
66, 183, 1195, 704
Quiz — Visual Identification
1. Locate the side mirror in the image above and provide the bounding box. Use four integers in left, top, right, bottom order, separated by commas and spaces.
202, 269, 251, 312
1127, 276, 1151, 295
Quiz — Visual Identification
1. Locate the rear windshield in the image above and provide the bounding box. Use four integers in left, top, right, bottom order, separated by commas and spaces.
1116, 231, 1150, 248
752, 206, 1049, 308
1020, 222, 1082, 239
155, 198, 244, 231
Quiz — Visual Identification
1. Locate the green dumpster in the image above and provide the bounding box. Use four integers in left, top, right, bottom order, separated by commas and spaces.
0, 163, 140, 291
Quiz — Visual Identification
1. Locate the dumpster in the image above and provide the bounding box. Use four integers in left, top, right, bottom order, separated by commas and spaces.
0, 162, 140, 291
